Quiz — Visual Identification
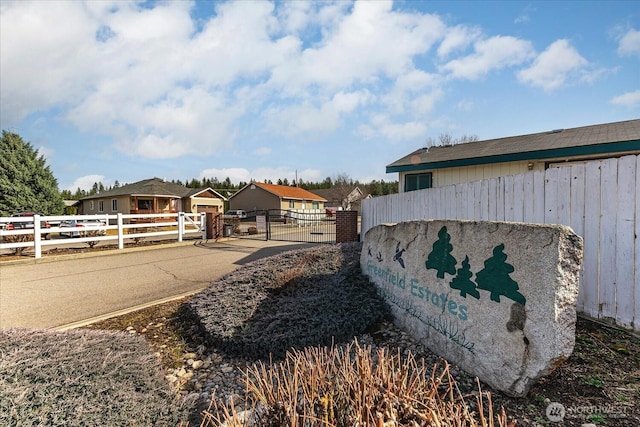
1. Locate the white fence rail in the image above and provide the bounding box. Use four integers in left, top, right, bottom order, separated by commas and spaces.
362, 154, 639, 332
0, 212, 206, 259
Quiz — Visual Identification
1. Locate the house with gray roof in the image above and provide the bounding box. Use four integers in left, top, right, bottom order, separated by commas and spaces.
78, 178, 226, 215
388, 119, 640, 192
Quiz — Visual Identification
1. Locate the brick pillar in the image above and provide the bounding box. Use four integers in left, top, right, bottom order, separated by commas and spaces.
336, 210, 358, 243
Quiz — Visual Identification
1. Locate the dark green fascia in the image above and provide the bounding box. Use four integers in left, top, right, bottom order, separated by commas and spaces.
386, 140, 640, 173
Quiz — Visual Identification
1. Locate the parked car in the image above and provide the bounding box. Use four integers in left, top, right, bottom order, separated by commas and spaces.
59, 219, 107, 238
6, 212, 51, 240
223, 209, 248, 219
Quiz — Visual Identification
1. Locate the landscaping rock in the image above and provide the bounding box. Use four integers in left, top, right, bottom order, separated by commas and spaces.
361, 219, 583, 397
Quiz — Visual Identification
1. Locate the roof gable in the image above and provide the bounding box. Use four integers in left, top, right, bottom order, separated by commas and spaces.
186, 187, 227, 200
81, 178, 192, 200
387, 119, 640, 173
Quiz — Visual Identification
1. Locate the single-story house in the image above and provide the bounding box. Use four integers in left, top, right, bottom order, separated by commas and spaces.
387, 119, 640, 193
311, 186, 370, 212
78, 178, 226, 215
228, 182, 326, 212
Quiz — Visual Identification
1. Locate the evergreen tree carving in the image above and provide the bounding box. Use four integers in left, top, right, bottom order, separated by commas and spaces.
449, 255, 480, 299
475, 244, 526, 305
426, 226, 457, 278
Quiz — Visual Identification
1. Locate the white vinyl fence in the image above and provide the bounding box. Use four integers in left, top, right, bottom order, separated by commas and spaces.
362, 155, 639, 332
0, 212, 206, 259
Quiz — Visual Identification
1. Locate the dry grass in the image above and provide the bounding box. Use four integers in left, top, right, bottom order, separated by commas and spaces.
202, 342, 512, 427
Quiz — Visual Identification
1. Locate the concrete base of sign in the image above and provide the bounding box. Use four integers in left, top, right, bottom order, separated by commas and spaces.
361, 220, 583, 397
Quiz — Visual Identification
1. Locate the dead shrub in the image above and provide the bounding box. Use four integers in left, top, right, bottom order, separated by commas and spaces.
2, 233, 33, 255
202, 342, 511, 427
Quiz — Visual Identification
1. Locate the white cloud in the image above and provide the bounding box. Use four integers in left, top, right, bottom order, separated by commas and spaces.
268, 1, 446, 94
1, 0, 451, 158
36, 146, 55, 161
610, 90, 640, 108
67, 174, 108, 192
200, 167, 321, 185
440, 35, 535, 80
410, 89, 445, 115
358, 114, 428, 141
263, 90, 374, 137
617, 29, 640, 57
456, 99, 474, 112
517, 39, 588, 91
437, 25, 481, 58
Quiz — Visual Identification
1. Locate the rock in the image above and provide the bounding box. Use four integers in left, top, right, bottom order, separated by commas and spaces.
184, 352, 197, 360
192, 360, 204, 369
362, 219, 583, 397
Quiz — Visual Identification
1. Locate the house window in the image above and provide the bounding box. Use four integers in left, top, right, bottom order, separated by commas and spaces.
111, 199, 118, 212
288, 200, 295, 208
89, 201, 94, 211
138, 199, 153, 210
98, 201, 104, 212
312, 202, 319, 209
405, 173, 432, 192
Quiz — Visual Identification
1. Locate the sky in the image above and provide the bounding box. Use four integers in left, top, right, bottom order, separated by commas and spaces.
1, 1, 639, 192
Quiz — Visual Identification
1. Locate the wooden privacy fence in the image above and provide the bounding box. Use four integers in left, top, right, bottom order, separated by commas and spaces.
362, 154, 639, 332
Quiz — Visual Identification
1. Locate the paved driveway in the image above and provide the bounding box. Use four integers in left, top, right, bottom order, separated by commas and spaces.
0, 240, 316, 329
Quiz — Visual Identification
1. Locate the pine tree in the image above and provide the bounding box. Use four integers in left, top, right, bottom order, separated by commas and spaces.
475, 244, 526, 305
0, 131, 65, 216
426, 226, 457, 278
449, 256, 480, 299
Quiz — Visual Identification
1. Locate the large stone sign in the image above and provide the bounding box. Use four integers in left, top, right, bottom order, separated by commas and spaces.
361, 220, 583, 397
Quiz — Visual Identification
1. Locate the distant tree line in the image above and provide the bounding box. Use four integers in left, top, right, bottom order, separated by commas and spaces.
60, 174, 398, 200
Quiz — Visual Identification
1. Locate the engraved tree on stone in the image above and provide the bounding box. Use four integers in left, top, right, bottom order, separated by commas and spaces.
449, 255, 480, 299
426, 226, 457, 278
475, 244, 526, 305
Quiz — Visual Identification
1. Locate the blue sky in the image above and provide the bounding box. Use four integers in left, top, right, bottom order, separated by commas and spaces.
1, 1, 638, 191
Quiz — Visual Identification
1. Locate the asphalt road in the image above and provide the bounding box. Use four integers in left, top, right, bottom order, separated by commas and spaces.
0, 239, 316, 330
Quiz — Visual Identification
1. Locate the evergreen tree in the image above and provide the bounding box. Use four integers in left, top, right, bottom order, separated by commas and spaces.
0, 130, 65, 216
449, 255, 480, 299
475, 244, 526, 305
426, 226, 457, 278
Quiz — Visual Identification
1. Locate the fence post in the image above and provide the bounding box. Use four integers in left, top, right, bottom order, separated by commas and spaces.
200, 213, 207, 240
34, 214, 42, 259
336, 210, 359, 243
178, 212, 184, 242
117, 213, 124, 249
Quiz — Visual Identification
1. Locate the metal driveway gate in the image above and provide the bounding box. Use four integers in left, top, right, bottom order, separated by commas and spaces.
227, 209, 336, 243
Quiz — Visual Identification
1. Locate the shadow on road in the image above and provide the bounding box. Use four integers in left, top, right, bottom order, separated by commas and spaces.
192, 240, 319, 265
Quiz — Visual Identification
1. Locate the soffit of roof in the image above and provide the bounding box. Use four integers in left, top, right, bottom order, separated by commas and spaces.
387, 119, 640, 169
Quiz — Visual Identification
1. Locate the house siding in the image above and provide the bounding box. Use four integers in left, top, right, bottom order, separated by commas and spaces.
230, 187, 281, 211
401, 160, 538, 190
188, 196, 223, 213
